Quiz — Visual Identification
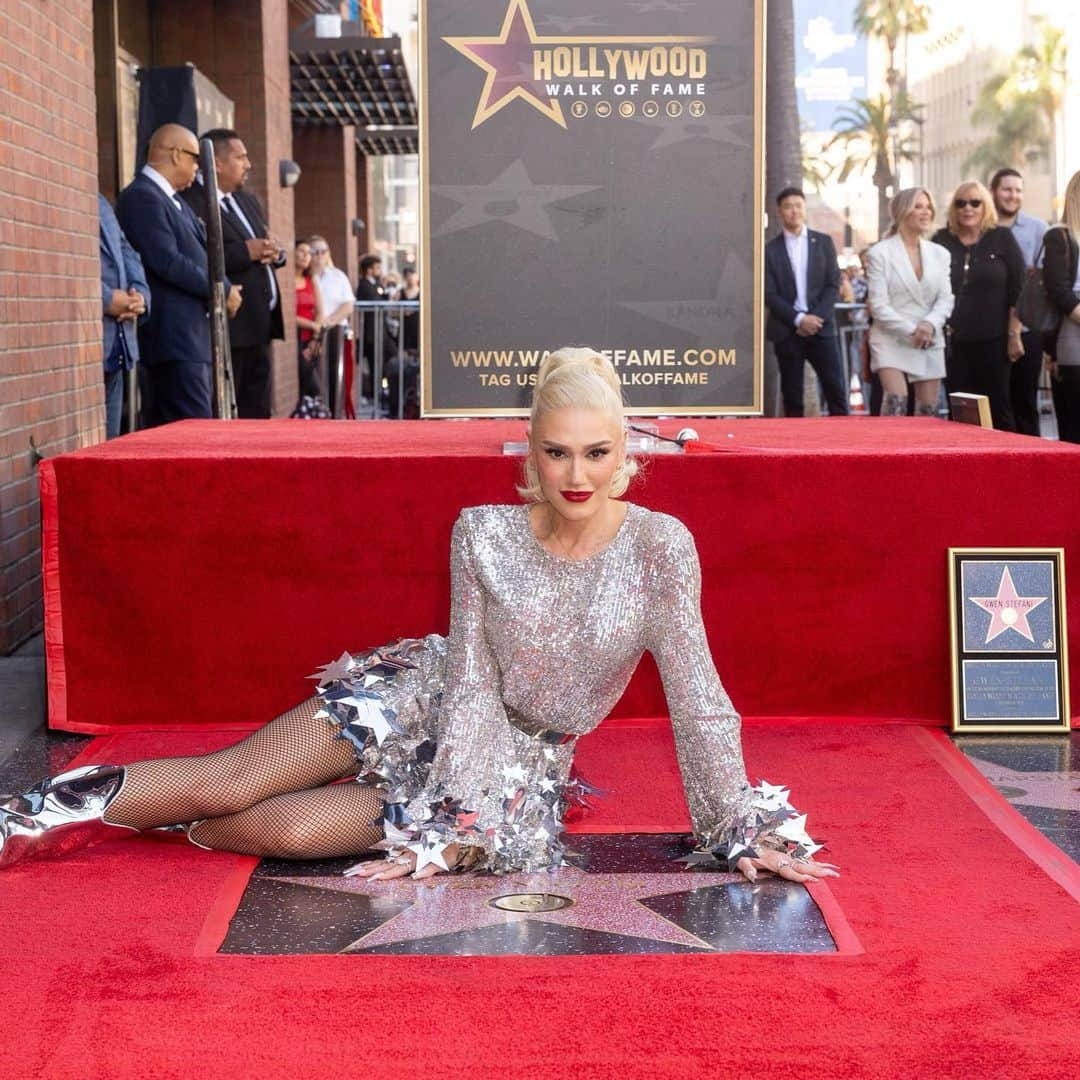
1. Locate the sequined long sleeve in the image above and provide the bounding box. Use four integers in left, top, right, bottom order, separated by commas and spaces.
404, 514, 519, 842
647, 518, 756, 853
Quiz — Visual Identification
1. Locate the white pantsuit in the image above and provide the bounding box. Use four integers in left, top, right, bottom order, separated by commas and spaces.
867, 235, 954, 381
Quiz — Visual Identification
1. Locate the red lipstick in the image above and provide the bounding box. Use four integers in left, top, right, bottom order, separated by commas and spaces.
561, 491, 593, 503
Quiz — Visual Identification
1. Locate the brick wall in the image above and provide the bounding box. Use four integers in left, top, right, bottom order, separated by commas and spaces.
0, 0, 101, 654
294, 124, 359, 284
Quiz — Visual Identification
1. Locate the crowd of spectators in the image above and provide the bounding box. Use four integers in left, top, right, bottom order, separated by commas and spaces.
767, 167, 1080, 442
100, 125, 1076, 438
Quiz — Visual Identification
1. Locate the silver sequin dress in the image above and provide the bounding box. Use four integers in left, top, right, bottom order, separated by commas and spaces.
315, 503, 762, 873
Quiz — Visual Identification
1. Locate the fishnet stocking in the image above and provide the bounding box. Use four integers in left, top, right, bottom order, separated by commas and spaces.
187, 782, 385, 859
104, 696, 360, 831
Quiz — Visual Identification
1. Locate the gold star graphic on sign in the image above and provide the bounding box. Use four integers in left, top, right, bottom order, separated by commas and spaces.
443, 0, 718, 132
444, 0, 566, 130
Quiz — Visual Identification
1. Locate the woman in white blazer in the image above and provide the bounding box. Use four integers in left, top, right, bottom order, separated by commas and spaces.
866, 188, 955, 416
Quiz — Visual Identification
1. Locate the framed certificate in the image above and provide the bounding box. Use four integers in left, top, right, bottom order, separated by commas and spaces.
948, 549, 1070, 733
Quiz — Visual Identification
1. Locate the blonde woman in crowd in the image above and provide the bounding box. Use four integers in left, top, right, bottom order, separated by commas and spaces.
866, 188, 954, 417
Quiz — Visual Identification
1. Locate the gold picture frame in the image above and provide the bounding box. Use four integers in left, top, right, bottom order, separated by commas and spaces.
948, 547, 1070, 734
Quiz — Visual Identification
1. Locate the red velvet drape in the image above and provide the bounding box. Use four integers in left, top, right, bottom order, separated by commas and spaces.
40, 418, 1080, 732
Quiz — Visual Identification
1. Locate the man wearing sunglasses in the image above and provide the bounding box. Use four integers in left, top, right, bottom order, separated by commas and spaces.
116, 123, 243, 427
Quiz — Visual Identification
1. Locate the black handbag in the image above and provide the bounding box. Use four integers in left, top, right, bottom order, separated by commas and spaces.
1016, 227, 1067, 334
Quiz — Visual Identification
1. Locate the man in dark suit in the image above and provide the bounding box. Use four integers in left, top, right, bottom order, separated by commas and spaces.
116, 123, 242, 426
98, 193, 150, 439
182, 129, 286, 418
355, 253, 394, 403
764, 187, 850, 417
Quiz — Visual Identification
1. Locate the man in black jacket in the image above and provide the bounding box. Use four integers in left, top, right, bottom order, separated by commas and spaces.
764, 187, 849, 417
182, 129, 286, 418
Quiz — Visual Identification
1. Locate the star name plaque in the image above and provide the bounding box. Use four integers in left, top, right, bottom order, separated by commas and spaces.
948, 549, 1070, 733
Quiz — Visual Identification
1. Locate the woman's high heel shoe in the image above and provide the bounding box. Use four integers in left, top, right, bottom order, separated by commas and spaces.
0, 765, 137, 868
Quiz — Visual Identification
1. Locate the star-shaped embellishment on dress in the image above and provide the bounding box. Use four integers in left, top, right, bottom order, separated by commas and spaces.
307, 651, 356, 686
775, 813, 815, 849
409, 833, 454, 874
443, 0, 566, 129
970, 567, 1047, 644
751, 781, 792, 813
322, 685, 405, 747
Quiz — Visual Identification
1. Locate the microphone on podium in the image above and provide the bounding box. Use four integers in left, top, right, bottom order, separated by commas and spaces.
628, 425, 700, 448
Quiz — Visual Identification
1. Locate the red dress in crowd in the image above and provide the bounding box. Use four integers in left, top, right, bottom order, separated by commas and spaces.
296, 275, 317, 343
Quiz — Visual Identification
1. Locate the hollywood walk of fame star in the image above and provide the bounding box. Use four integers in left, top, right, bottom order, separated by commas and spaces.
619, 251, 750, 340
970, 566, 1048, 644
968, 759, 1080, 812
280, 864, 743, 952
430, 159, 602, 242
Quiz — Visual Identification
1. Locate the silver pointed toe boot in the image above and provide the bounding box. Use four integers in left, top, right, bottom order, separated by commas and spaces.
0, 765, 137, 869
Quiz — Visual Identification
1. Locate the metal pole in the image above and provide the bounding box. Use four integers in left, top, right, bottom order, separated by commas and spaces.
397, 303, 405, 420
125, 363, 138, 433
199, 137, 237, 420
372, 308, 383, 419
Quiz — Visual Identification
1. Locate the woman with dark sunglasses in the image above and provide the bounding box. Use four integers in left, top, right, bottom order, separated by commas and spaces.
932, 180, 1026, 430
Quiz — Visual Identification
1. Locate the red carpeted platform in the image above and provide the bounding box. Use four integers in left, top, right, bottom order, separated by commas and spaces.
40, 418, 1080, 733
1, 720, 1076, 1078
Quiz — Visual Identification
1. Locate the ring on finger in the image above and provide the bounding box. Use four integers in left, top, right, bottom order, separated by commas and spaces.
392, 855, 412, 866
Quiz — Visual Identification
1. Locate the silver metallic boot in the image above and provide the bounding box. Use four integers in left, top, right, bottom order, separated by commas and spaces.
0, 765, 137, 868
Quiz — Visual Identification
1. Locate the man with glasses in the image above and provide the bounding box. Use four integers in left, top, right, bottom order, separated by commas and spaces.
116, 123, 243, 426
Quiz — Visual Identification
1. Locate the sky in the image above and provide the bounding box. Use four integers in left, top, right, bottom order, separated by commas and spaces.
794, 0, 869, 133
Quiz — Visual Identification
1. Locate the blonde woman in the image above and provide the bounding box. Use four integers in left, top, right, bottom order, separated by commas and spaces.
932, 180, 1026, 430
1, 349, 834, 886
1044, 170, 1080, 442
866, 188, 954, 416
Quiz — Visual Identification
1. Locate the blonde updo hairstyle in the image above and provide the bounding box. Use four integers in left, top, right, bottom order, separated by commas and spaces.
518, 346, 639, 502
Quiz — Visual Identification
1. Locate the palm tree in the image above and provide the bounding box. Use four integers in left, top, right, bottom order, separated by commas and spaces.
853, 1, 931, 202
853, 0, 931, 104
801, 131, 831, 194
967, 22, 1068, 209
964, 73, 1047, 178
829, 92, 922, 236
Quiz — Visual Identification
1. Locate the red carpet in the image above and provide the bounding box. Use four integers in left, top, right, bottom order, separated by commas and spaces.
40, 419, 1080, 734
1, 719, 1076, 1079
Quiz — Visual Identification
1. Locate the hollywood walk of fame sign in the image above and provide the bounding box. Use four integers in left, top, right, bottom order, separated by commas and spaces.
419, 0, 765, 416
949, 549, 1070, 733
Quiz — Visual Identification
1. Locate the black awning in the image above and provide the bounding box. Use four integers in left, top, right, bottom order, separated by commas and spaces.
289, 29, 417, 135
356, 126, 418, 156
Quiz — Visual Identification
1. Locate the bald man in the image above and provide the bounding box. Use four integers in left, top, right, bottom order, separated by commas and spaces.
116, 124, 242, 426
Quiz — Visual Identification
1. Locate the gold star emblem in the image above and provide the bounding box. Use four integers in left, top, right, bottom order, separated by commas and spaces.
443, 0, 566, 130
